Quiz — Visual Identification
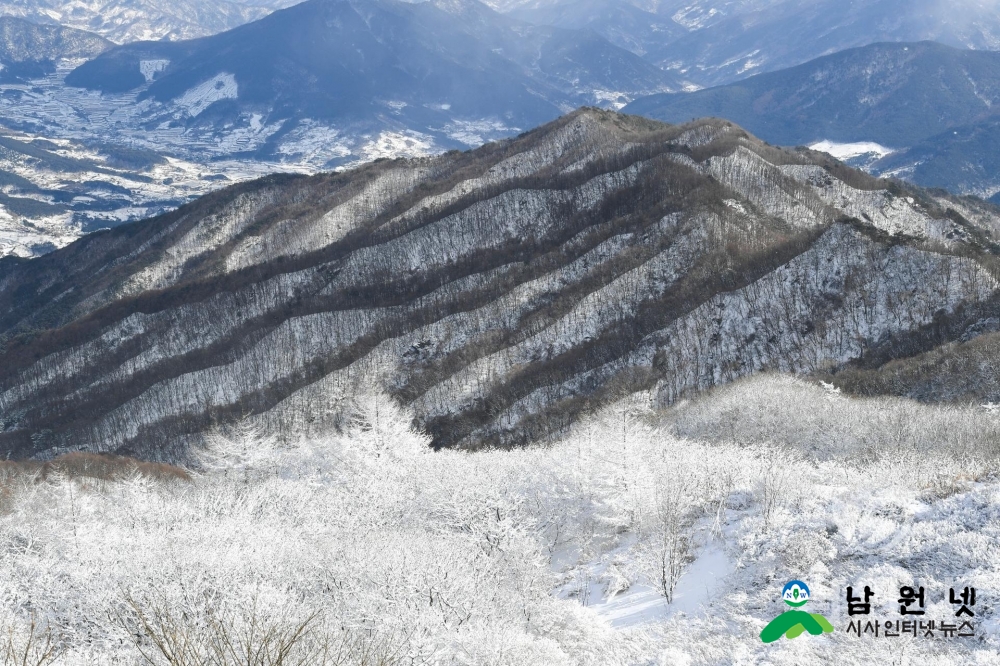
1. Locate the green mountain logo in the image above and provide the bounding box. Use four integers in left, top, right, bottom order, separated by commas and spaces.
760, 581, 835, 643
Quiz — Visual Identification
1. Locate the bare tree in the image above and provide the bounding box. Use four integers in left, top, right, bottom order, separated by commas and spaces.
1, 617, 57, 666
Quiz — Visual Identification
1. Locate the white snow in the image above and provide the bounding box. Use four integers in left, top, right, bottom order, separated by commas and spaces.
589, 541, 734, 629
672, 5, 721, 29
592, 90, 631, 110
275, 120, 353, 167
668, 544, 733, 615
4, 377, 998, 663
359, 131, 435, 161
442, 118, 519, 146
809, 140, 895, 161
0, 206, 79, 257
139, 59, 170, 83
174, 72, 238, 117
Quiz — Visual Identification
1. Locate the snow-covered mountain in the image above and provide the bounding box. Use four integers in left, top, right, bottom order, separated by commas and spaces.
11, 0, 1000, 259
503, 0, 687, 58
626, 41, 1000, 199
0, 0, 301, 44
0, 0, 677, 258
2, 109, 999, 460
500, 0, 1000, 87
0, 15, 110, 62
627, 41, 1000, 148
66, 0, 679, 132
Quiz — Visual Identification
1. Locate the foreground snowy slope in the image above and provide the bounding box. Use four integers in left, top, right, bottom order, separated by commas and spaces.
1, 109, 1000, 460
0, 375, 996, 664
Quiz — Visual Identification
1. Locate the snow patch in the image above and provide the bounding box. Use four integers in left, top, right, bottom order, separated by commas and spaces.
443, 119, 519, 146
139, 60, 169, 83
359, 131, 435, 161
810, 140, 895, 161
591, 90, 631, 110
174, 73, 238, 117
672, 5, 721, 29
723, 198, 748, 215
276, 120, 353, 168
590, 544, 734, 629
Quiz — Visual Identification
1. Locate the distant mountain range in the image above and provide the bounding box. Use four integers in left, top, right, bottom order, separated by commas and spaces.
3, 109, 999, 459
626, 41, 1000, 199
0, 0, 678, 257
66, 0, 678, 149
0, 16, 111, 80
0, 0, 299, 43
497, 0, 1000, 87
10, 0, 1000, 256
647, 0, 1000, 86
872, 118, 1000, 201
14, 0, 1000, 88
627, 42, 1000, 147
504, 0, 687, 58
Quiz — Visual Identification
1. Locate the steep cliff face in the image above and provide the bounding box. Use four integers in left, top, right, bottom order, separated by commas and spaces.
2, 109, 999, 459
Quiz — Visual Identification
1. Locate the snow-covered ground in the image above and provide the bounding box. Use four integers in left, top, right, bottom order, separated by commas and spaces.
0, 62, 515, 166
0, 125, 309, 257
810, 140, 895, 164
0, 62, 536, 257
0, 375, 997, 664
0, 206, 77, 257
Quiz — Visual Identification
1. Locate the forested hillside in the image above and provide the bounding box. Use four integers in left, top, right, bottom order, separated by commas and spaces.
1, 109, 1000, 460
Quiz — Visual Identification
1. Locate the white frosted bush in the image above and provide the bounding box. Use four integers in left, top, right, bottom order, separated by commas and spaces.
0, 380, 996, 664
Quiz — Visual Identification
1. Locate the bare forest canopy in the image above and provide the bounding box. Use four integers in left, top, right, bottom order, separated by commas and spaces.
3, 109, 1000, 460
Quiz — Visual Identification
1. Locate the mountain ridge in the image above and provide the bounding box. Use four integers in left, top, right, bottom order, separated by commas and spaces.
2, 109, 999, 460
625, 41, 1000, 198
0, 16, 111, 81
626, 41, 1000, 148
63, 0, 678, 156
0, 0, 678, 259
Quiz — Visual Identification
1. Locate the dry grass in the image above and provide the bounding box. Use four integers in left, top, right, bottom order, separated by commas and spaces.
0, 452, 190, 486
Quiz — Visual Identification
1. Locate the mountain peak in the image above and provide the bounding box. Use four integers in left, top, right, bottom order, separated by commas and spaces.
0, 110, 994, 459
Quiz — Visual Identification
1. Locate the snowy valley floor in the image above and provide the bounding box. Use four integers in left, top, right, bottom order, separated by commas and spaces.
0, 375, 998, 665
